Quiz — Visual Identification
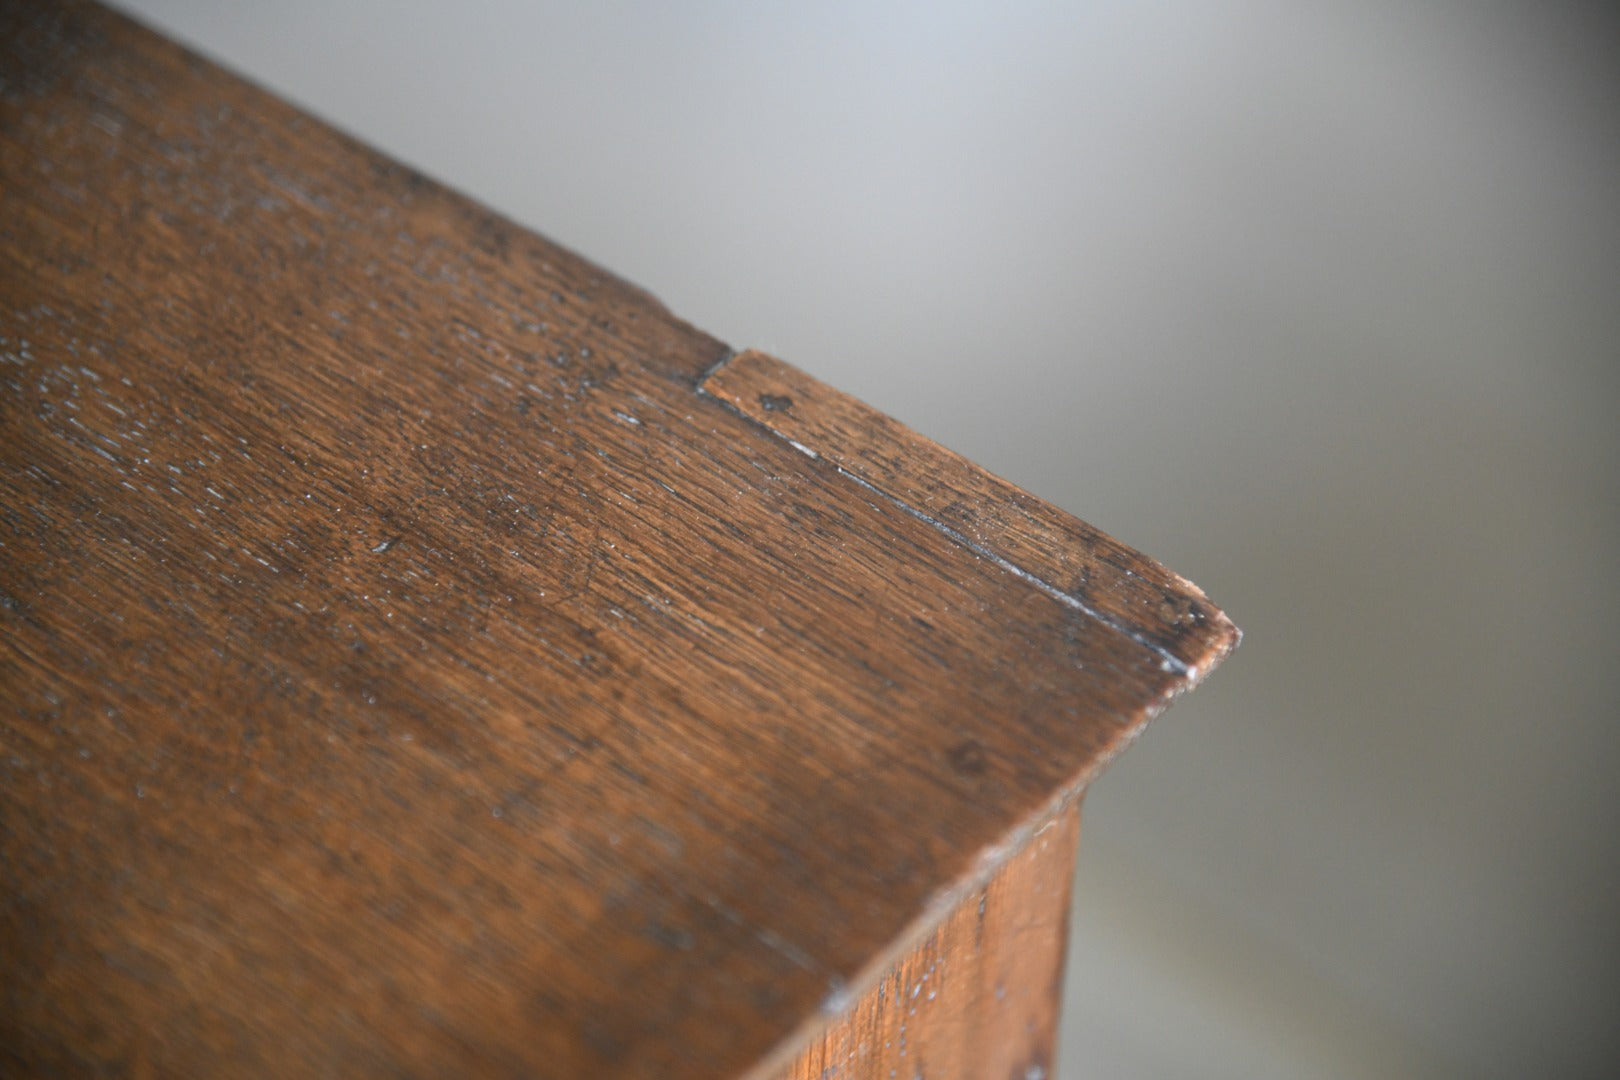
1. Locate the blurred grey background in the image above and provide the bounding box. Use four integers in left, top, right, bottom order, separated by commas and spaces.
111, 2, 1619, 1076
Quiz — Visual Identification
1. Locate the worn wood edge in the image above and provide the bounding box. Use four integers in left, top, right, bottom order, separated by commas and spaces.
732, 654, 1216, 1080
697, 349, 1241, 680
774, 803, 1082, 1080
697, 348, 1239, 1080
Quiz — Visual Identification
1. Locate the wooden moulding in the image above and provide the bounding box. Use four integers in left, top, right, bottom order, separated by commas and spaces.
0, 2, 1238, 1077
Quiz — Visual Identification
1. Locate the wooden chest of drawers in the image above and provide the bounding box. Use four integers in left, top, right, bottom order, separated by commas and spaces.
0, 4, 1236, 1076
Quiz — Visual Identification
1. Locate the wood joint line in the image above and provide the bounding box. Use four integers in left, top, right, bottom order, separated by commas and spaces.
696, 351, 1199, 678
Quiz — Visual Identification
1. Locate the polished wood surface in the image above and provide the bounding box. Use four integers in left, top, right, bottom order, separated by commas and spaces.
0, 3, 1237, 1076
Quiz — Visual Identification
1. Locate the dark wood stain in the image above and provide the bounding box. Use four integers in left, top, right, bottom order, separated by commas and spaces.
0, 3, 1238, 1077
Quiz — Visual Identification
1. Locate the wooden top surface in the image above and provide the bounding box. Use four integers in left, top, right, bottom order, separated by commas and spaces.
0, 3, 1237, 1077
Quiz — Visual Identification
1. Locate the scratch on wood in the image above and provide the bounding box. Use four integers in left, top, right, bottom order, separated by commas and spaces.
695, 353, 1235, 679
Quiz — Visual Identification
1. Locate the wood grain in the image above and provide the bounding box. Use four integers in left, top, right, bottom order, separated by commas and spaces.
777, 804, 1080, 1080
702, 350, 1232, 675
0, 3, 1238, 1077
